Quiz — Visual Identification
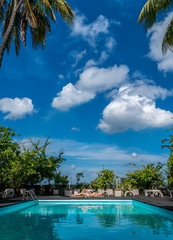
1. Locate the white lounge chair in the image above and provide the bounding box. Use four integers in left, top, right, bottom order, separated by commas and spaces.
169, 190, 173, 197
132, 189, 139, 196
73, 189, 80, 195
115, 190, 122, 197
124, 190, 133, 196
98, 189, 104, 194
3, 188, 15, 199
105, 189, 114, 196
144, 189, 163, 197
19, 188, 27, 198
125, 189, 139, 196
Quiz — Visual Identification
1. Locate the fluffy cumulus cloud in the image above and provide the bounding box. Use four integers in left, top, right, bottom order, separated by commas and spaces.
52, 83, 95, 111
98, 82, 173, 133
0, 97, 34, 120
52, 64, 129, 111
147, 12, 173, 72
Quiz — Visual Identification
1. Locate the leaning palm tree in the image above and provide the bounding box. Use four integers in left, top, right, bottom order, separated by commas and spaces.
0, 0, 75, 67
138, 0, 173, 54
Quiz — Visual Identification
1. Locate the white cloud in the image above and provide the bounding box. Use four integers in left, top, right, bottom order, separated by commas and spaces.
71, 127, 80, 131
84, 51, 110, 68
98, 82, 173, 133
52, 64, 129, 111
58, 74, 64, 79
71, 49, 87, 68
71, 14, 110, 47
71, 164, 76, 170
147, 12, 173, 72
105, 37, 116, 50
76, 65, 129, 93
131, 153, 137, 158
0, 97, 34, 120
52, 83, 95, 111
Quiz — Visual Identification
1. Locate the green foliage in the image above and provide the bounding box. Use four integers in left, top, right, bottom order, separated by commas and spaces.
124, 162, 164, 190
54, 171, 69, 186
0, 125, 65, 190
91, 168, 116, 190
0, 0, 75, 66
138, 0, 173, 54
162, 128, 173, 186
76, 172, 84, 184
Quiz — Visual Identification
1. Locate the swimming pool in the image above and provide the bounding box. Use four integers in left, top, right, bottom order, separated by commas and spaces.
0, 200, 173, 239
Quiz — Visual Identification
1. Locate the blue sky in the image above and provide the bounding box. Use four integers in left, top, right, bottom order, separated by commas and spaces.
0, 0, 173, 183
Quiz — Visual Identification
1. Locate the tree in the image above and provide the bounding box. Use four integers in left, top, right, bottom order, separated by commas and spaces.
0, 125, 66, 190
0, 0, 75, 67
54, 171, 69, 187
162, 128, 173, 187
124, 162, 164, 190
76, 172, 84, 184
20, 138, 66, 186
91, 168, 116, 190
0, 125, 21, 189
138, 0, 173, 54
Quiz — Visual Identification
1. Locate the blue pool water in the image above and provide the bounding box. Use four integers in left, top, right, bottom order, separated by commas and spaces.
0, 200, 173, 240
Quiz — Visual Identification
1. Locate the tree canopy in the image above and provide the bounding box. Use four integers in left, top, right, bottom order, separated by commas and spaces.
124, 162, 164, 190
0, 0, 75, 67
162, 128, 173, 187
0, 125, 65, 190
91, 168, 116, 190
138, 0, 173, 54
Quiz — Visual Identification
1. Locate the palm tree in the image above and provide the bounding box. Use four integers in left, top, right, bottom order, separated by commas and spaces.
0, 0, 75, 67
138, 0, 173, 54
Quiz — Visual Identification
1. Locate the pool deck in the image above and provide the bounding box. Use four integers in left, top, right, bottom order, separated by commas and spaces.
0, 195, 173, 211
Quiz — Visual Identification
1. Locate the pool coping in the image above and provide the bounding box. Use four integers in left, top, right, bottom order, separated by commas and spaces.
0, 195, 173, 212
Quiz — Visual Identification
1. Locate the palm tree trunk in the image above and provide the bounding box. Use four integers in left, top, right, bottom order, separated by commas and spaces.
0, 0, 20, 67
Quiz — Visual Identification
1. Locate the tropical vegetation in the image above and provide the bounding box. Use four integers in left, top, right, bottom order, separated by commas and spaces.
0, 125, 66, 190
138, 0, 173, 54
123, 162, 164, 190
162, 128, 173, 187
0, 0, 75, 67
91, 168, 116, 190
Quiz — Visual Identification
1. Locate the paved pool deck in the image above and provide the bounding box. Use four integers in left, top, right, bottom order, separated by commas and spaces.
0, 195, 173, 211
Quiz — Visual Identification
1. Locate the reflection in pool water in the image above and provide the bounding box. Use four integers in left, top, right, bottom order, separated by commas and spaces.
0, 200, 173, 240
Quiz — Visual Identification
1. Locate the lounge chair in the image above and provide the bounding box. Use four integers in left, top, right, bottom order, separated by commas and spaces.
19, 188, 27, 198
106, 189, 114, 196
2, 188, 15, 199
124, 189, 139, 197
73, 189, 80, 195
98, 189, 104, 194
169, 190, 173, 197
144, 189, 163, 197
115, 190, 122, 197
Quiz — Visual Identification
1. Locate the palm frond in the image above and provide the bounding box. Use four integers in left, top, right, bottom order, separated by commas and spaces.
0, 0, 8, 22
3, 1, 14, 54
50, 0, 75, 25
20, 4, 28, 47
13, 10, 21, 55
138, 0, 173, 29
37, 0, 56, 21
30, 4, 51, 49
162, 17, 173, 54
25, 0, 37, 28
